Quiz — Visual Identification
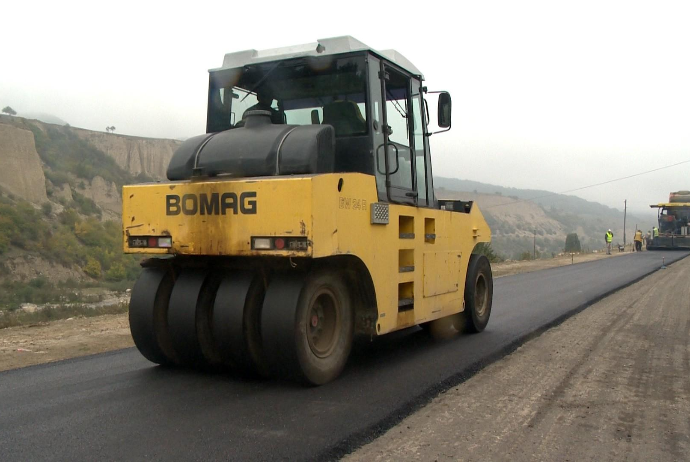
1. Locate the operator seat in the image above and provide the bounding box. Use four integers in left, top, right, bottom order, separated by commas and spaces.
322, 101, 366, 136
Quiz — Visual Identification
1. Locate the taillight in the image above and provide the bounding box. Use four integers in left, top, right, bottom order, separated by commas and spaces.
129, 236, 173, 248
251, 237, 308, 251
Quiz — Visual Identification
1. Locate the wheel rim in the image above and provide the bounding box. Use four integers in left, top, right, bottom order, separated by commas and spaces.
474, 273, 488, 318
307, 288, 340, 358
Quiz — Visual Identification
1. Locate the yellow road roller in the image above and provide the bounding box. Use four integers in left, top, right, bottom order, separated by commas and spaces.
123, 36, 493, 385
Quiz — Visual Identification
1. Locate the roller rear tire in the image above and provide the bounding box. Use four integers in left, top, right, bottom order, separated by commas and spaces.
129, 267, 178, 365
262, 270, 354, 385
213, 271, 270, 376
167, 270, 217, 367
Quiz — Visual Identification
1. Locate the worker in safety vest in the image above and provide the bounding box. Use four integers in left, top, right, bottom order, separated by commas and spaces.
605, 229, 613, 255
653, 226, 659, 238
633, 229, 643, 252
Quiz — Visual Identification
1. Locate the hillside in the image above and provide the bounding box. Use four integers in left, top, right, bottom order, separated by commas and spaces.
0, 115, 180, 309
436, 178, 654, 259
0, 114, 654, 308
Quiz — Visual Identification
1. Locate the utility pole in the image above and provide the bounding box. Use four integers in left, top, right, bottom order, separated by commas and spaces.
623, 199, 627, 247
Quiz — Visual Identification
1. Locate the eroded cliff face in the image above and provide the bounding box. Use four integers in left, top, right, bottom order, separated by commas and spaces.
72, 128, 180, 180
80, 176, 122, 221
3, 254, 86, 283
0, 119, 181, 212
0, 123, 48, 204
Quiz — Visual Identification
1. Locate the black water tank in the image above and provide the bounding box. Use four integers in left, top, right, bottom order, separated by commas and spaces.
167, 112, 335, 180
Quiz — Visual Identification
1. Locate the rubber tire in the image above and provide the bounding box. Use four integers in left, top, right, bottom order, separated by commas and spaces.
129, 267, 178, 365
213, 271, 270, 376
295, 271, 354, 385
167, 270, 215, 367
195, 272, 223, 368
458, 254, 493, 333
262, 271, 354, 385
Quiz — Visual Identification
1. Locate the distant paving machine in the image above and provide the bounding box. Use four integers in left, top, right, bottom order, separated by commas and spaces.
648, 191, 690, 250
122, 37, 493, 385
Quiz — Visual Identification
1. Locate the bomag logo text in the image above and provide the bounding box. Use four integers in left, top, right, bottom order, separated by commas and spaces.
166, 192, 257, 216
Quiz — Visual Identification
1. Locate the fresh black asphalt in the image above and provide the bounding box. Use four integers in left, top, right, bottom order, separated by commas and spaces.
1, 250, 687, 461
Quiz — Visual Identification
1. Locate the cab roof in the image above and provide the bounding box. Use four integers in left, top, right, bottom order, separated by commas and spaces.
650, 203, 690, 208
211, 36, 423, 79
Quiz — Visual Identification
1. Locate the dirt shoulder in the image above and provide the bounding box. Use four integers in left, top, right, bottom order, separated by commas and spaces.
345, 256, 690, 461
0, 314, 132, 371
491, 248, 629, 277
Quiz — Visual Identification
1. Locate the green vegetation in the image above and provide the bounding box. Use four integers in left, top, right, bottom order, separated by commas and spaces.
48, 212, 141, 280
0, 194, 141, 310
44, 169, 71, 186
565, 233, 582, 252
517, 250, 541, 261
72, 191, 101, 217
25, 123, 135, 188
2, 106, 17, 116
0, 273, 136, 312
0, 119, 153, 313
0, 196, 50, 255
474, 242, 504, 263
0, 299, 128, 329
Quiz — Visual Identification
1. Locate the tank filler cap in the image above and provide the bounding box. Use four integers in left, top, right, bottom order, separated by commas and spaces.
243, 110, 273, 128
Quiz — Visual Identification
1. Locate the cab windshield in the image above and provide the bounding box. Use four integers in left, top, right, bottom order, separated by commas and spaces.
207, 56, 368, 136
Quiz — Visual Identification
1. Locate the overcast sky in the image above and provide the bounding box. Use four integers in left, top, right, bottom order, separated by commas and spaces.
2, 0, 688, 219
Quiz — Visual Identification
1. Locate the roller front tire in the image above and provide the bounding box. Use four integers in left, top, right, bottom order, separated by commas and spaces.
459, 254, 493, 333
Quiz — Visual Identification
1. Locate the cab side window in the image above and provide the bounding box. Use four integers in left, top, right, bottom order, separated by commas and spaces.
384, 70, 414, 192
411, 91, 426, 205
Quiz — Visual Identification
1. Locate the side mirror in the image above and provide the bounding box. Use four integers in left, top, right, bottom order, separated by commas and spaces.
437, 92, 452, 128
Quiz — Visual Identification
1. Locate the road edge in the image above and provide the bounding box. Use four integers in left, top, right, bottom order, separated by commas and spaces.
321, 252, 690, 461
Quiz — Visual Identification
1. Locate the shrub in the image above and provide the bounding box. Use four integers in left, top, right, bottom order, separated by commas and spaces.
105, 263, 126, 281
59, 208, 80, 228
72, 192, 101, 217
83, 256, 102, 278
44, 170, 71, 186
42, 202, 52, 216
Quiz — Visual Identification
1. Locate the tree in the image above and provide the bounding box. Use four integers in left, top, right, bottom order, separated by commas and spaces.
564, 233, 582, 252
473, 242, 504, 263
106, 126, 116, 133
2, 106, 17, 116
105, 127, 111, 133
110, 126, 116, 133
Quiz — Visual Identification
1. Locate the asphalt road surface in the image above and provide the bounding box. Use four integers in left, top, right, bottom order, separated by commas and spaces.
1, 251, 687, 461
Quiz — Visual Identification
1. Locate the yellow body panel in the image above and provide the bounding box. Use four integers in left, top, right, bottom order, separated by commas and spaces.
123, 173, 491, 335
